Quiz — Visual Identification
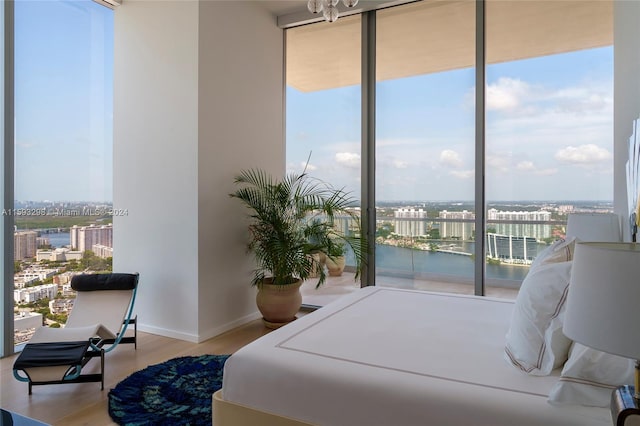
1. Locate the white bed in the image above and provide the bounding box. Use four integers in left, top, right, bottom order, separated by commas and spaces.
214, 286, 611, 426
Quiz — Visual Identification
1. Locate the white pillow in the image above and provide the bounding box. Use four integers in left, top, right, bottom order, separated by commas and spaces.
504, 260, 573, 375
530, 238, 575, 269
548, 342, 635, 407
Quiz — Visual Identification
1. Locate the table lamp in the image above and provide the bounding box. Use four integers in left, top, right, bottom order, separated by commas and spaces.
563, 242, 640, 425
565, 213, 621, 242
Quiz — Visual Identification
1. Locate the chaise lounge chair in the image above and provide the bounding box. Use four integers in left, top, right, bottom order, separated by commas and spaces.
13, 272, 139, 394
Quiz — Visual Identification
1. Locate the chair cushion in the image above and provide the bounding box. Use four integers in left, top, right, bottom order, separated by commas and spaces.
71, 273, 138, 292
13, 341, 91, 369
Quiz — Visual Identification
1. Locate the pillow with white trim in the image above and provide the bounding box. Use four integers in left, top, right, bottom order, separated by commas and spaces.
548, 342, 635, 407
530, 237, 575, 269
504, 260, 573, 375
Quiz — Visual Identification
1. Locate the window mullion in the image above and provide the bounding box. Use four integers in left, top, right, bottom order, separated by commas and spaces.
2, 0, 15, 358
474, 0, 486, 297
361, 10, 376, 287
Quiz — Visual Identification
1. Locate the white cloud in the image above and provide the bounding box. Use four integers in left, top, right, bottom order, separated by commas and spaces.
16, 139, 35, 149
480, 76, 612, 121
335, 152, 360, 169
486, 77, 531, 111
551, 87, 611, 114
554, 144, 612, 165
486, 155, 510, 173
516, 161, 535, 171
516, 160, 557, 176
302, 162, 317, 171
393, 159, 409, 169
450, 170, 474, 179
534, 168, 558, 176
439, 150, 463, 168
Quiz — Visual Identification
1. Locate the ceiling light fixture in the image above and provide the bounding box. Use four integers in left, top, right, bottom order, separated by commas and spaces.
307, 0, 359, 23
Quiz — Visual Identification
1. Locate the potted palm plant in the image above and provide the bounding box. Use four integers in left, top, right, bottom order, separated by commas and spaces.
324, 240, 346, 277
230, 168, 364, 328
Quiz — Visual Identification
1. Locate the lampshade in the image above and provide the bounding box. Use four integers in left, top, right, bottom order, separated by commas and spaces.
565, 213, 621, 242
563, 242, 640, 360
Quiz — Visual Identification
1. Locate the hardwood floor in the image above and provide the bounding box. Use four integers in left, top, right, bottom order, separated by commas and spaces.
0, 319, 272, 426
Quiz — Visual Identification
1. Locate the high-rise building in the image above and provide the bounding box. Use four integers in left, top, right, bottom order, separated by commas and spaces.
70, 224, 113, 253
93, 244, 113, 259
486, 233, 538, 264
487, 208, 551, 240
394, 208, 426, 237
439, 210, 474, 240
14, 231, 37, 260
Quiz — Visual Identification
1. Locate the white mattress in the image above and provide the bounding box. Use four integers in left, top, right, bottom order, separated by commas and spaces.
222, 287, 610, 426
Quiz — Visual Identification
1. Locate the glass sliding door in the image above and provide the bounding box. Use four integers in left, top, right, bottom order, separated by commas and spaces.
13, 0, 113, 348
285, 15, 362, 306
484, 0, 613, 298
375, 1, 476, 294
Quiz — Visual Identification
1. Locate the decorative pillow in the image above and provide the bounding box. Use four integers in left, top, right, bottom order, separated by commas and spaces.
504, 260, 573, 375
548, 342, 635, 407
530, 237, 575, 269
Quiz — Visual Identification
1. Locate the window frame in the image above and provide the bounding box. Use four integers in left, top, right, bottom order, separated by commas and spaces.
2, 0, 15, 358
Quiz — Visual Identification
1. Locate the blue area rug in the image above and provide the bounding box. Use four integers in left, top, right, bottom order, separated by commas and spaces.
108, 354, 230, 426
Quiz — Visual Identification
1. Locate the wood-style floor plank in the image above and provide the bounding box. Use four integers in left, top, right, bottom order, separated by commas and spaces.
1, 319, 271, 426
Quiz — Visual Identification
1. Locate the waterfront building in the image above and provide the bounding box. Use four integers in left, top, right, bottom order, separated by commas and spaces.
487, 208, 552, 241
14, 284, 58, 303
486, 233, 538, 264
14, 267, 59, 289
13, 277, 38, 289
14, 231, 37, 260
439, 210, 474, 240
93, 244, 113, 259
557, 205, 575, 214
36, 236, 50, 247
36, 247, 83, 262
71, 223, 113, 253
394, 208, 426, 237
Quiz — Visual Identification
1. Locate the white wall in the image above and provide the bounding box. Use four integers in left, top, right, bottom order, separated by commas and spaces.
197, 2, 284, 340
614, 0, 640, 241
113, 1, 200, 341
114, 1, 284, 342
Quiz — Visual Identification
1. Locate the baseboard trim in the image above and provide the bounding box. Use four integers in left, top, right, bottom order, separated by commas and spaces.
197, 311, 263, 343
137, 311, 263, 343
136, 324, 200, 343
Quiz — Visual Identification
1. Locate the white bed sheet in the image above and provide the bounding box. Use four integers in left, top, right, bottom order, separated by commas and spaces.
222, 287, 610, 426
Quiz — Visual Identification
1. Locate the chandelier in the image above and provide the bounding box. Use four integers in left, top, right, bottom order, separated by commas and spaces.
307, 0, 359, 23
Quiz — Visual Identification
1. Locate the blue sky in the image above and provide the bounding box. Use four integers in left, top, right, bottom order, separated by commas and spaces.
14, 0, 113, 202
287, 46, 614, 202
14, 1, 613, 203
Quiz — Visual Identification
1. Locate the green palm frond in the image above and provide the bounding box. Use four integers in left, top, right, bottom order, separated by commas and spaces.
230, 168, 366, 288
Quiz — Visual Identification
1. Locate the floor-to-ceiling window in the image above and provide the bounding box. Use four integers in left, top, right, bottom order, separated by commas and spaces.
285, 0, 613, 306
10, 0, 113, 349
285, 15, 362, 306
375, 1, 476, 294
484, 0, 613, 296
